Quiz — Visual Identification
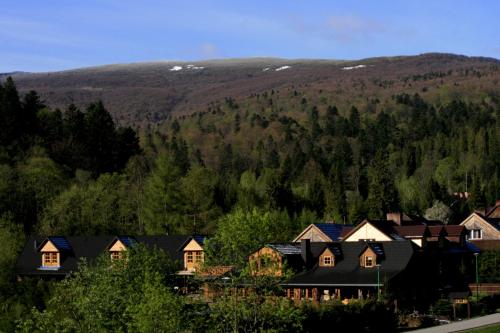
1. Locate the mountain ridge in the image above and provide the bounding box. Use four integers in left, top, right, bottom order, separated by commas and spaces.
3, 53, 499, 127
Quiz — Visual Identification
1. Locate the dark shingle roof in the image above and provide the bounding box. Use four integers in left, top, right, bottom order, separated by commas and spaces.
284, 241, 415, 287
315, 223, 353, 241
16, 235, 189, 277
47, 237, 72, 251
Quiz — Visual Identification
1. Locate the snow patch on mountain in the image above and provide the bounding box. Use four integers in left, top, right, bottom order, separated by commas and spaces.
275, 66, 291, 71
170, 66, 183, 71
342, 64, 367, 70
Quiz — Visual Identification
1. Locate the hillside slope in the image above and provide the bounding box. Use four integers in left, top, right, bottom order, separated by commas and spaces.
4, 53, 499, 127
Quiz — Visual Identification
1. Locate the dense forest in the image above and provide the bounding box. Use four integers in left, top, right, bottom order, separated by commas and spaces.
1, 73, 500, 331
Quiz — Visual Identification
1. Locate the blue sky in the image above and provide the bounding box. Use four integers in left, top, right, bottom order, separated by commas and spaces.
1, 0, 499, 72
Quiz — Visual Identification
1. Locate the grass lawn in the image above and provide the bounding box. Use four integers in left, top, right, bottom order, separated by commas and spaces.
461, 324, 500, 333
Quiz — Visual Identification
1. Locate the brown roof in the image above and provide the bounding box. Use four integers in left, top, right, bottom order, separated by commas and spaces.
394, 225, 428, 237
444, 225, 465, 236
339, 226, 354, 239
428, 226, 446, 237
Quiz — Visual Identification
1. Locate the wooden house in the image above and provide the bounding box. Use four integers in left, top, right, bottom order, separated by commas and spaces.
293, 223, 353, 242
460, 212, 500, 241
177, 236, 206, 275
16, 235, 189, 278
282, 240, 425, 303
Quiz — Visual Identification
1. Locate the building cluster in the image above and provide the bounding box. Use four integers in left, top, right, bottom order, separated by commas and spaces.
16, 203, 500, 305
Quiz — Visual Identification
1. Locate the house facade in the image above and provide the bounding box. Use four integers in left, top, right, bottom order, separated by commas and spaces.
460, 212, 500, 241
16, 235, 199, 278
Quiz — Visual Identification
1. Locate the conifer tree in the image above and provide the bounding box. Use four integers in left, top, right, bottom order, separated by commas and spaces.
366, 150, 399, 218
140, 154, 183, 234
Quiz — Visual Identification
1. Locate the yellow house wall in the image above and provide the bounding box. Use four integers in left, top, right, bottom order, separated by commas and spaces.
319, 248, 335, 267
183, 239, 204, 271
183, 239, 203, 251
109, 240, 127, 252
360, 248, 377, 267
40, 240, 58, 252
344, 223, 392, 242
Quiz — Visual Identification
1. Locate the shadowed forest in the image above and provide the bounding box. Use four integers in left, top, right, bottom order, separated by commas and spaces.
1, 65, 500, 331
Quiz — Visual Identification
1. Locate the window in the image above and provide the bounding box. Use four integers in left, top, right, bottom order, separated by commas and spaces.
365, 256, 374, 267
469, 229, 482, 240
43, 252, 58, 266
323, 256, 333, 266
187, 252, 193, 263
110, 251, 123, 261
195, 251, 203, 262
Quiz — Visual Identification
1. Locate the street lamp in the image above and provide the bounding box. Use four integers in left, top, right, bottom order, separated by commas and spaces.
376, 264, 381, 300
474, 252, 480, 302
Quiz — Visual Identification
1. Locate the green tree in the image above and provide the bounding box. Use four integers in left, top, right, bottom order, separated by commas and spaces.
180, 166, 220, 234
205, 208, 294, 268
367, 150, 399, 218
140, 154, 183, 235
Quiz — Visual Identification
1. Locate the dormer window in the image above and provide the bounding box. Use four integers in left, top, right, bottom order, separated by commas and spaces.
359, 243, 383, 268
107, 237, 135, 261
180, 236, 206, 272
37, 237, 71, 270
323, 256, 332, 266
43, 252, 59, 267
365, 256, 374, 267
110, 251, 123, 261
319, 247, 339, 267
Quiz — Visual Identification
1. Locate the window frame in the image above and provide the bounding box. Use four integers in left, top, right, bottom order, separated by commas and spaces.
323, 256, 333, 266
110, 251, 123, 261
364, 256, 374, 268
187, 251, 194, 263
469, 229, 482, 240
42, 252, 59, 266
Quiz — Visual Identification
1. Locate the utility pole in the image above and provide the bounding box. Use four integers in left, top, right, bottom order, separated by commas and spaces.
376, 264, 381, 301
474, 252, 480, 302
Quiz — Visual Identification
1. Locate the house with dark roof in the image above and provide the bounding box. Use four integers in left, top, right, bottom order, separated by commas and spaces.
283, 241, 419, 303
293, 223, 353, 242
16, 235, 190, 278
177, 235, 207, 275
460, 211, 500, 241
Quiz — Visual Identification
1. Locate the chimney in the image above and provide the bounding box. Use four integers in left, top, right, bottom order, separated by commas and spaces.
33, 240, 37, 252
386, 212, 403, 225
496, 199, 500, 207
301, 239, 311, 268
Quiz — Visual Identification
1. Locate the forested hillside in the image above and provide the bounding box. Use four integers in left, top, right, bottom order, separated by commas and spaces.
7, 53, 500, 127
1, 53, 500, 330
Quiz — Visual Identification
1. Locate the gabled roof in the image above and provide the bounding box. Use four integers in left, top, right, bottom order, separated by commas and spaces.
17, 235, 190, 277
106, 236, 137, 250
267, 243, 301, 256
178, 235, 206, 251
324, 243, 342, 257
359, 242, 385, 257
315, 223, 353, 241
37, 237, 72, 252
485, 201, 500, 218
292, 223, 352, 242
342, 219, 405, 241
428, 226, 446, 237
460, 212, 500, 233
443, 225, 466, 236
284, 241, 415, 287
394, 225, 429, 238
